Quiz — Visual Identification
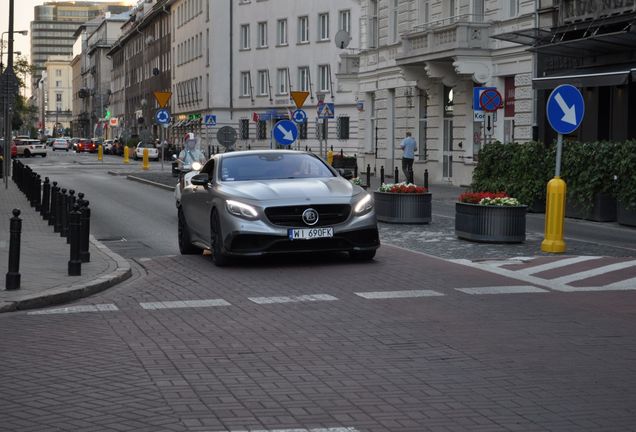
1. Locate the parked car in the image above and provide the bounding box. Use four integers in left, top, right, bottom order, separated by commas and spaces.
76, 138, 97, 153
176, 150, 380, 266
46, 137, 56, 147
103, 139, 114, 154
134, 141, 159, 161
15, 139, 47, 157
52, 138, 70, 151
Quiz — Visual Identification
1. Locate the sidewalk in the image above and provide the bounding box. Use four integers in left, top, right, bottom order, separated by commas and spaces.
0, 178, 131, 313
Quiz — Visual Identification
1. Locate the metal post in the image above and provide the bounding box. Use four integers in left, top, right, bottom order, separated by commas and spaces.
380, 166, 385, 185
49, 181, 58, 226
59, 188, 67, 236
3, 0, 15, 190
5, 208, 21, 290
41, 177, 50, 219
366, 164, 371, 189
424, 169, 429, 189
66, 189, 75, 243
79, 198, 91, 263
555, 133, 563, 177
68, 203, 81, 276
33, 174, 41, 212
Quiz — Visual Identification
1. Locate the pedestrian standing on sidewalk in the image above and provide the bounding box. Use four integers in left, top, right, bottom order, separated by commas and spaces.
400, 131, 416, 184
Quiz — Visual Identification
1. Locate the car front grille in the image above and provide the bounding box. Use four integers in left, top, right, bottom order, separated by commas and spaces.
265, 204, 351, 227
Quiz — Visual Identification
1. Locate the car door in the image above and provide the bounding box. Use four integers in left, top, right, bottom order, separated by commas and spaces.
184, 158, 216, 244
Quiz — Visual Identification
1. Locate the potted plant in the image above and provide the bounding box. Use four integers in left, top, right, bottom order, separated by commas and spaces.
455, 192, 527, 243
614, 140, 636, 226
373, 182, 431, 224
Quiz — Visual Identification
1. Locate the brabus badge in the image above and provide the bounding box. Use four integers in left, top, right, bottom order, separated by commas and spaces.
302, 208, 319, 226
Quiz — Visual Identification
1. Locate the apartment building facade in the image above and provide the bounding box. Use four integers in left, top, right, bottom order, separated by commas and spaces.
354, 0, 535, 186
41, 56, 74, 135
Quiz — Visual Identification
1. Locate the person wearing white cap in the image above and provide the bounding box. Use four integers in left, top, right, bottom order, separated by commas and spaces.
177, 133, 206, 169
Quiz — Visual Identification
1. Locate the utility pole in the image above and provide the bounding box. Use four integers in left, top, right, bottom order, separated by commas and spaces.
3, 0, 15, 189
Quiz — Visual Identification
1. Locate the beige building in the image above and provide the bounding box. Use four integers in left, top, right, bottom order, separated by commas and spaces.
42, 56, 74, 135
352, 0, 535, 186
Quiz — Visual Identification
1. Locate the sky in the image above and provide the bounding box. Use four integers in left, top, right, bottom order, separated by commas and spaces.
0, 0, 137, 65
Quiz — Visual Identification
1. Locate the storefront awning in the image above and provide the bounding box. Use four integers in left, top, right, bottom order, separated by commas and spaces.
533, 66, 633, 89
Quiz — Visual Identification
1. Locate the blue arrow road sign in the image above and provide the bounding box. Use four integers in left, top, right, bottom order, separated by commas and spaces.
292, 109, 307, 124
273, 119, 298, 146
547, 84, 584, 135
155, 109, 171, 125
204, 114, 217, 126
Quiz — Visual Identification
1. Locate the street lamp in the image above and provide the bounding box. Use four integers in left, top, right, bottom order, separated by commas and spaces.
0, 30, 28, 73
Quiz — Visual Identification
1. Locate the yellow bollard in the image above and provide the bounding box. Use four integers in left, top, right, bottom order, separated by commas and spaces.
142, 148, 149, 170
541, 176, 567, 253
97, 144, 103, 161
327, 148, 334, 165
123, 146, 129, 164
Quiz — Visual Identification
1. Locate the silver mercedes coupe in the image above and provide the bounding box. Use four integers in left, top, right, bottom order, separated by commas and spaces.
177, 150, 380, 266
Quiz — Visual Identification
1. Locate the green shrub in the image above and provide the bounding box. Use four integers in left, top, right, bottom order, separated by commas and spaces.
613, 140, 636, 210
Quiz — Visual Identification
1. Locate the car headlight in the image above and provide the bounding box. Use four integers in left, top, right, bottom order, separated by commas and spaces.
226, 199, 258, 220
353, 193, 373, 215
191, 162, 202, 171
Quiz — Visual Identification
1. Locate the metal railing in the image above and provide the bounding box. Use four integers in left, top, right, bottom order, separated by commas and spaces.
411, 14, 486, 33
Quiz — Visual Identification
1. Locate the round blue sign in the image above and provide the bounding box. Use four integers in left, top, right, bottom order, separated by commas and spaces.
292, 109, 307, 124
155, 109, 171, 125
479, 89, 502, 112
273, 120, 298, 146
546, 84, 584, 135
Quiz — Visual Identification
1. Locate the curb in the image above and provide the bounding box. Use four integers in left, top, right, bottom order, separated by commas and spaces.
126, 175, 174, 191
0, 236, 132, 313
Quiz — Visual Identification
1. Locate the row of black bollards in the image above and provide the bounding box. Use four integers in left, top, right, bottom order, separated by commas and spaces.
7, 160, 92, 290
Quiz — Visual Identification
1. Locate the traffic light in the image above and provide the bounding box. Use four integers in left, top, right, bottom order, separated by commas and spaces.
105, 109, 111, 120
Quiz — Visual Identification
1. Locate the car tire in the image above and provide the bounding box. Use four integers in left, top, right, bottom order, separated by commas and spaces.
349, 250, 376, 261
41, 154, 46, 157
23, 150, 30, 157
52, 148, 55, 151
178, 208, 199, 255
211, 210, 231, 267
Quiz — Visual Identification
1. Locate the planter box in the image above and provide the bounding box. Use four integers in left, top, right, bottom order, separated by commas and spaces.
566, 193, 617, 222
617, 201, 636, 227
455, 202, 527, 243
374, 192, 431, 224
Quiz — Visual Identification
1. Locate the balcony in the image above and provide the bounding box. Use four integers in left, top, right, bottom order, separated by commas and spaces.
397, 14, 491, 65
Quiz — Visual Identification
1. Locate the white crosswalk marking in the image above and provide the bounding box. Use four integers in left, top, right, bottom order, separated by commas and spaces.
211, 428, 360, 432
139, 299, 231, 310
28, 304, 119, 315
516, 256, 601, 275
355, 290, 444, 299
549, 260, 636, 285
456, 286, 548, 295
248, 294, 338, 304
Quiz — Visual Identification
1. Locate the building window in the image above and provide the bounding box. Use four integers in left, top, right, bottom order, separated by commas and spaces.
418, 0, 430, 25
298, 66, 309, 91
55, 69, 62, 77
318, 64, 330, 92
276, 68, 288, 94
240, 24, 250, 49
257, 120, 267, 139
277, 19, 287, 45
239, 118, 250, 139
504, 76, 516, 144
56, 93, 62, 102
298, 16, 309, 43
336, 116, 350, 139
257, 70, 268, 96
55, 81, 61, 87
240, 71, 251, 97
508, 0, 519, 17
257, 22, 267, 47
338, 10, 351, 33
389, 0, 399, 43
318, 13, 329, 41
368, 0, 378, 48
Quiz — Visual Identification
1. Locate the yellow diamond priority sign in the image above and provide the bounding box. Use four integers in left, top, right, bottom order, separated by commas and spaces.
290, 91, 309, 109
153, 91, 172, 108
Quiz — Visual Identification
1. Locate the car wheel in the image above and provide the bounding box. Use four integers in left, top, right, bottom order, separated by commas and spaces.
52, 148, 55, 151
349, 250, 376, 261
41, 154, 46, 157
24, 149, 30, 157
65, 149, 68, 152
211, 210, 231, 267
178, 208, 199, 255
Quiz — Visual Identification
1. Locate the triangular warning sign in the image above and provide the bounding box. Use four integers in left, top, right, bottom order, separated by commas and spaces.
153, 91, 172, 108
290, 91, 309, 109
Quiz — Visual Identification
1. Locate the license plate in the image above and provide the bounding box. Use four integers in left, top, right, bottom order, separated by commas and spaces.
288, 227, 333, 240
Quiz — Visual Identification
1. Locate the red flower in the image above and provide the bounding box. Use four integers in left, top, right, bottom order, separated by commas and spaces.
458, 191, 509, 203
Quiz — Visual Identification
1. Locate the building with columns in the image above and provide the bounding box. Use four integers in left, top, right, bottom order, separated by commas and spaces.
352, 0, 535, 186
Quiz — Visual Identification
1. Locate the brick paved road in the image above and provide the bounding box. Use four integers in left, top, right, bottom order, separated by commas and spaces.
2, 246, 635, 431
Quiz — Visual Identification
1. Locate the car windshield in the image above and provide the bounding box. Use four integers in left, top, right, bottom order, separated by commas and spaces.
138, 142, 154, 148
219, 153, 335, 181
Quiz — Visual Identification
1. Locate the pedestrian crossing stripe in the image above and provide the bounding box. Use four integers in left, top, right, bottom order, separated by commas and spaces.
318, 103, 335, 118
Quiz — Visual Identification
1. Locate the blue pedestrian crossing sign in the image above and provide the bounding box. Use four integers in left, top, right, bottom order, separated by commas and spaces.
547, 84, 584, 135
292, 109, 307, 124
317, 103, 335, 119
273, 119, 298, 146
155, 109, 171, 125
204, 114, 217, 127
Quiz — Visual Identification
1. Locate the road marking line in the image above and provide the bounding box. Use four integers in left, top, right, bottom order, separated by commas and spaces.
210, 428, 360, 432
248, 294, 338, 304
549, 260, 636, 285
28, 304, 119, 315
139, 299, 231, 310
456, 286, 549, 295
604, 276, 636, 290
355, 289, 444, 299
516, 256, 601, 275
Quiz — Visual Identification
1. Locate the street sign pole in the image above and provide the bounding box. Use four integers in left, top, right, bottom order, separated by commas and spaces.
4, 0, 15, 189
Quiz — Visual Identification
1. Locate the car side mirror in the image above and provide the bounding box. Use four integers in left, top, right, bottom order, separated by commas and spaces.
190, 173, 209, 186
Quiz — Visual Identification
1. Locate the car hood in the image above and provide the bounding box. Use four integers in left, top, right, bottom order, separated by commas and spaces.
219, 177, 357, 202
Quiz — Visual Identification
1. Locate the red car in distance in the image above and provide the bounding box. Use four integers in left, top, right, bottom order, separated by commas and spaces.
76, 139, 97, 153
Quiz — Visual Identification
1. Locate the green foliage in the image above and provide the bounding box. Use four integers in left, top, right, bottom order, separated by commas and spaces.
126, 138, 138, 148
613, 140, 636, 210
471, 141, 551, 206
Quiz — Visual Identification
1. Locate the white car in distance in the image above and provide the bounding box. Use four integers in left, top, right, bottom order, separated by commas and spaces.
51, 138, 70, 151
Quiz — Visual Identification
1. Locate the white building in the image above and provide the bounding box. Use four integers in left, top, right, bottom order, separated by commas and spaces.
42, 56, 74, 136
355, 0, 535, 186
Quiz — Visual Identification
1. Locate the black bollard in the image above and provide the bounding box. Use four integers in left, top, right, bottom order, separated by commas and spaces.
380, 166, 385, 185
66, 190, 76, 244
49, 181, 58, 226
340, 148, 344, 157
59, 188, 67, 236
424, 169, 429, 189
394, 166, 399, 183
354, 163, 358, 178
68, 203, 82, 276
366, 164, 371, 188
41, 177, 50, 219
79, 199, 91, 263
5, 209, 22, 290
305, 145, 308, 151
33, 174, 42, 212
